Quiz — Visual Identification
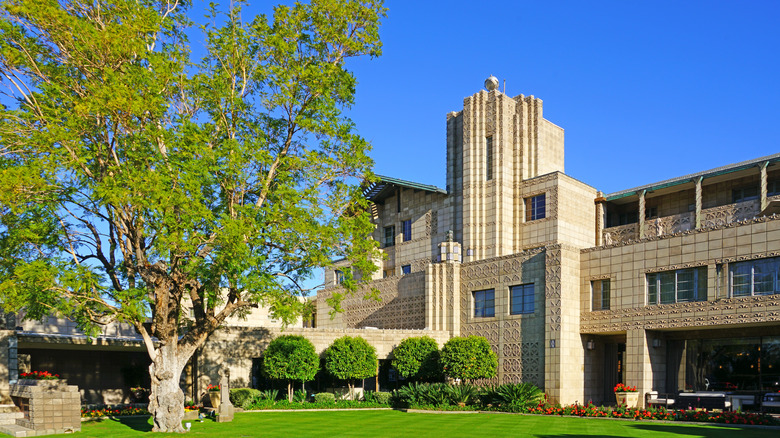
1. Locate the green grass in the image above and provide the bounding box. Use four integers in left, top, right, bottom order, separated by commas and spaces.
59, 411, 779, 438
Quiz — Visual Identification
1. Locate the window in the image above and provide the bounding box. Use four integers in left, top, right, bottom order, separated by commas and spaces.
401, 264, 411, 275
402, 219, 412, 242
645, 206, 658, 219
335, 270, 344, 285
473, 289, 495, 317
647, 267, 707, 305
510, 284, 534, 315
591, 279, 610, 310
525, 194, 546, 221
769, 180, 780, 196
383, 225, 395, 247
733, 186, 759, 203
729, 256, 780, 297
383, 269, 393, 278
486, 136, 493, 181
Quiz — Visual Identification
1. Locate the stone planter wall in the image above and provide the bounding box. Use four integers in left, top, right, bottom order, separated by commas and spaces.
10, 379, 81, 434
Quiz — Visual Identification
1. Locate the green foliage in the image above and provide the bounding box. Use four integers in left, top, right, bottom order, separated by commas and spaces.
260, 389, 280, 401
364, 391, 391, 405
263, 336, 319, 384
439, 336, 497, 382
481, 383, 544, 411
324, 336, 378, 382
393, 382, 479, 408
391, 336, 441, 382
314, 392, 335, 404
293, 389, 308, 403
229, 388, 261, 409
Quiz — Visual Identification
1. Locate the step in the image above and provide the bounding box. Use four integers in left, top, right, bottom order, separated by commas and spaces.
0, 406, 18, 415
0, 412, 23, 426
0, 423, 34, 438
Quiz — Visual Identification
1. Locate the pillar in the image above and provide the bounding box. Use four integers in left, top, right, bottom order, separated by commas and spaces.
638, 190, 646, 239
626, 329, 653, 408
760, 161, 769, 211
695, 177, 703, 229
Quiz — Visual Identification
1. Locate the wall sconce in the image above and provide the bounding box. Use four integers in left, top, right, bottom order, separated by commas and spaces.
549, 340, 556, 348
586, 340, 595, 350
466, 248, 473, 256
652, 338, 662, 348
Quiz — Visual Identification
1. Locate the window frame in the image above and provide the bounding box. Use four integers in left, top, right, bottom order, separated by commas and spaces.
525, 194, 546, 222
401, 264, 411, 275
591, 279, 611, 311
647, 266, 707, 305
402, 219, 412, 242
335, 270, 344, 285
383, 225, 395, 247
473, 289, 495, 318
509, 284, 534, 315
728, 256, 780, 297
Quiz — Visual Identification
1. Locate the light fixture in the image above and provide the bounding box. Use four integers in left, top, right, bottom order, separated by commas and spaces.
652, 338, 662, 348
549, 340, 556, 348
586, 340, 595, 350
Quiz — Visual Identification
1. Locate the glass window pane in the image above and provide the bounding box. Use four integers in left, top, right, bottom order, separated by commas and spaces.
696, 266, 708, 301
524, 285, 534, 313
602, 280, 610, 309
648, 273, 658, 305
660, 272, 675, 304
753, 259, 774, 295
731, 264, 752, 297
677, 269, 694, 302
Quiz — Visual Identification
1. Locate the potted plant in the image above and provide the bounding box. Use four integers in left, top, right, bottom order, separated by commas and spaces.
18, 371, 62, 388
207, 384, 221, 407
614, 383, 639, 407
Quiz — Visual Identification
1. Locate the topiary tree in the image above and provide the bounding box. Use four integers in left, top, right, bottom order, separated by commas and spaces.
263, 335, 320, 402
391, 336, 441, 382
440, 336, 497, 383
324, 336, 377, 400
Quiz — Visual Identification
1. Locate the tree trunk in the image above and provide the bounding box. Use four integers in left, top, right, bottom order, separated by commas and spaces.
288, 381, 293, 403
148, 343, 186, 433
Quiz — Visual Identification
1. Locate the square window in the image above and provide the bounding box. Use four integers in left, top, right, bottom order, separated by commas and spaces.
383, 226, 395, 247
473, 289, 495, 317
401, 264, 411, 275
510, 284, 534, 315
402, 219, 412, 242
591, 279, 610, 310
525, 194, 546, 221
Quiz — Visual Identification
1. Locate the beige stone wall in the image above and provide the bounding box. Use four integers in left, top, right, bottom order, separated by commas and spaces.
425, 261, 460, 336
316, 272, 426, 329
198, 326, 450, 392
0, 330, 12, 403
459, 250, 546, 387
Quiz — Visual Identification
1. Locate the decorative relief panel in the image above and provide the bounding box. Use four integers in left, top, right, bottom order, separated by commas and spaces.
585, 210, 780, 253
645, 261, 708, 274
602, 223, 639, 246
581, 294, 780, 333
644, 212, 693, 238
339, 273, 426, 329
702, 200, 760, 228
716, 251, 780, 264
500, 319, 543, 387
544, 246, 562, 332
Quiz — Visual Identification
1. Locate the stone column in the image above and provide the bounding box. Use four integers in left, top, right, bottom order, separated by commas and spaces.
595, 192, 606, 246
760, 161, 769, 211
625, 328, 653, 408
695, 177, 703, 229
638, 190, 646, 239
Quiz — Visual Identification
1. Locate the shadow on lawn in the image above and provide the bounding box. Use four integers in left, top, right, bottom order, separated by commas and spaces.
535, 422, 769, 438
109, 416, 154, 432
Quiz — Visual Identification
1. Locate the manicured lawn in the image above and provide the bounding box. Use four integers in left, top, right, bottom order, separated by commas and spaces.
64, 411, 780, 438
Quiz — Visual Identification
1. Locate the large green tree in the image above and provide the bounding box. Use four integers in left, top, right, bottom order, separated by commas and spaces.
0, 0, 384, 432
324, 335, 377, 400
391, 336, 441, 382
263, 335, 319, 402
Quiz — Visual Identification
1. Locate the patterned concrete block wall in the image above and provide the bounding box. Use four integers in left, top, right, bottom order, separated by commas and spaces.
0, 330, 12, 403
316, 272, 426, 330
459, 250, 546, 387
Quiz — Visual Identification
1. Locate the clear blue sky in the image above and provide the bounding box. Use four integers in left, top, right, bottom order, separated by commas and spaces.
340, 1, 780, 194
202, 0, 780, 194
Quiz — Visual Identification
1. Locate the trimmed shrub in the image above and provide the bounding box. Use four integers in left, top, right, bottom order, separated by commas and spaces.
263, 335, 320, 402
230, 388, 261, 409
391, 336, 441, 382
324, 336, 377, 400
314, 392, 336, 404
373, 391, 391, 405
440, 336, 497, 382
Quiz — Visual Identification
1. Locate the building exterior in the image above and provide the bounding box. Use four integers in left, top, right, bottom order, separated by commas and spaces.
2, 80, 779, 408
317, 80, 780, 406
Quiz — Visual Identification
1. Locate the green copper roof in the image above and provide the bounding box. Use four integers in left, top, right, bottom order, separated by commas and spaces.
606, 152, 780, 201
364, 175, 447, 202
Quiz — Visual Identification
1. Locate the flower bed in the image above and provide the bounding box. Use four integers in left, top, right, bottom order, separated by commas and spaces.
19, 370, 59, 380
524, 402, 780, 426
82, 405, 150, 418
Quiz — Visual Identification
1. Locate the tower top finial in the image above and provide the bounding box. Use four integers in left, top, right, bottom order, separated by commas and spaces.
484, 75, 499, 91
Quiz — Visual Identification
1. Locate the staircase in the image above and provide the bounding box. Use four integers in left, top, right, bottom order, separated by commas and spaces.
0, 404, 32, 437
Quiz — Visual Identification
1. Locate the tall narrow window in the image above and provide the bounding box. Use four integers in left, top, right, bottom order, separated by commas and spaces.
335, 270, 344, 285
383, 225, 395, 247
402, 219, 412, 242
525, 194, 546, 221
591, 279, 610, 310
473, 289, 495, 317
486, 136, 493, 181
510, 284, 534, 315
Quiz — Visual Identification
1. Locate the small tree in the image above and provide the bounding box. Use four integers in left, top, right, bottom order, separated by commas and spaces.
440, 336, 497, 383
391, 336, 441, 382
263, 335, 319, 402
324, 336, 377, 399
